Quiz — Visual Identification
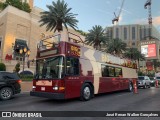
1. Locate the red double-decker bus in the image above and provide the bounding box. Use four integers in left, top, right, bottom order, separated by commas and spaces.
30, 32, 138, 101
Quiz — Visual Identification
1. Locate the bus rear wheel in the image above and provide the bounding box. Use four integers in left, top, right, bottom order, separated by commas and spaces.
80, 83, 92, 101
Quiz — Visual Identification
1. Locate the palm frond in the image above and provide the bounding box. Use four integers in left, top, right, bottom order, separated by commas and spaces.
39, 0, 78, 32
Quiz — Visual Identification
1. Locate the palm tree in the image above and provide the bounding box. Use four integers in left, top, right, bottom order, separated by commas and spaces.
152, 59, 160, 72
106, 38, 127, 56
124, 48, 144, 60
39, 0, 78, 32
76, 30, 87, 36
85, 25, 108, 50
124, 48, 145, 70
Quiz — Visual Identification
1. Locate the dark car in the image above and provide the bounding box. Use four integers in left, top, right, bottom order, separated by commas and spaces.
150, 77, 156, 87
0, 72, 21, 100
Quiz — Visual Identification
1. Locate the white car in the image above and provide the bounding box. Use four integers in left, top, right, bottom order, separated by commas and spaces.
138, 76, 151, 89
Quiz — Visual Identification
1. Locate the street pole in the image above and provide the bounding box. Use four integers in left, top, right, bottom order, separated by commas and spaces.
23, 53, 25, 74
19, 47, 30, 75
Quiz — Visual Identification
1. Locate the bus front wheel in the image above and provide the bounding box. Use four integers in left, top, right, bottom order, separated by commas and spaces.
80, 83, 92, 101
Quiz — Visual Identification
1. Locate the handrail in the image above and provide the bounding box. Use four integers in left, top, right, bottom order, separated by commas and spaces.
37, 34, 61, 51
68, 32, 85, 46
40, 34, 61, 42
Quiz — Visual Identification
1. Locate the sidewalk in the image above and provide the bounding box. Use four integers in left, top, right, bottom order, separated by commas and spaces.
21, 81, 33, 92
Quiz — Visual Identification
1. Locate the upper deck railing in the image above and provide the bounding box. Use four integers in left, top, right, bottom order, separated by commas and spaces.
37, 30, 87, 52
68, 32, 85, 45
36, 31, 137, 69
37, 34, 61, 51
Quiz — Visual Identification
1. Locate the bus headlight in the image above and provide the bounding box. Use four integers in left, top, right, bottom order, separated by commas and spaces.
53, 86, 58, 90
32, 86, 36, 91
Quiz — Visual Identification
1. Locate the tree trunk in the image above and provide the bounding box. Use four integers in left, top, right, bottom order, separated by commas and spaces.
137, 59, 140, 72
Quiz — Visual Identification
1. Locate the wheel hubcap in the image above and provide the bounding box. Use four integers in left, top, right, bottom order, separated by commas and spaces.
1, 89, 11, 99
83, 87, 90, 99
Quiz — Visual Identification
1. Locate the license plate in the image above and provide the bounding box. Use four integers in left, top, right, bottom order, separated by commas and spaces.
41, 87, 45, 91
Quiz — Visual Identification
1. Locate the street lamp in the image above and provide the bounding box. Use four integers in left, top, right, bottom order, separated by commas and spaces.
19, 47, 30, 74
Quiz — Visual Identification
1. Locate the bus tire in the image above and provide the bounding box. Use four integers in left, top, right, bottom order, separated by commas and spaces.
128, 82, 133, 92
80, 83, 92, 101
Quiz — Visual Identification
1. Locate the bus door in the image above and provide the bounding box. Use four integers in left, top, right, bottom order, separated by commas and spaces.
65, 57, 81, 99
100, 65, 112, 93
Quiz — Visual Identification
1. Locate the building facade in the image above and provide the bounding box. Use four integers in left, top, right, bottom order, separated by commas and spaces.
0, 5, 54, 72
106, 24, 160, 48
0, 5, 83, 72
106, 24, 160, 73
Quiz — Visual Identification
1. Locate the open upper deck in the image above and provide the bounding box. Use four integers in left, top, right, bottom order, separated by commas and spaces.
37, 30, 93, 52
37, 30, 137, 69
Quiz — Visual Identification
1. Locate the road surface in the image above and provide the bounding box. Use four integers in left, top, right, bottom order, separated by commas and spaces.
0, 87, 160, 120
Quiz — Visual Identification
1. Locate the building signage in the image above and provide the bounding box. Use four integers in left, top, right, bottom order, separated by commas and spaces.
146, 61, 153, 70
141, 41, 156, 45
141, 44, 156, 58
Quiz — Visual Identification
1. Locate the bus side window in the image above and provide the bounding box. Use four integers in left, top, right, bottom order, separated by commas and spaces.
115, 68, 122, 77
108, 67, 115, 77
66, 57, 79, 75
101, 65, 109, 77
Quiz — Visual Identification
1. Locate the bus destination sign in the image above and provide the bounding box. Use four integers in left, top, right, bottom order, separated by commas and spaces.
40, 49, 58, 57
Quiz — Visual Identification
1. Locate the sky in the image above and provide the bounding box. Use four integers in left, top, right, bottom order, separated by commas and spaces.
34, 0, 160, 32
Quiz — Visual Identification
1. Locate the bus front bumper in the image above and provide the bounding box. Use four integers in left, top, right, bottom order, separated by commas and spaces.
30, 91, 65, 100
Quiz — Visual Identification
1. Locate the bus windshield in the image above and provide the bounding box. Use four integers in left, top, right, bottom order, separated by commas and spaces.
35, 56, 64, 79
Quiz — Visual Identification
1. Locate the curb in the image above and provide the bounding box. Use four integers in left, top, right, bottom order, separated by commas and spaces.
22, 91, 30, 93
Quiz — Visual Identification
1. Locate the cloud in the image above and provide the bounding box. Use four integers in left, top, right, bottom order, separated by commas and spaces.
121, 8, 132, 15
153, 16, 160, 26
105, 0, 111, 5
116, 7, 132, 15
112, 8, 132, 25
135, 16, 160, 26
119, 13, 124, 24
135, 18, 147, 24
97, 9, 113, 16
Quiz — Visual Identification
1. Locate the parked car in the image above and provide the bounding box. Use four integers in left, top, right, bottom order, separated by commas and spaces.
149, 77, 156, 87
0, 72, 21, 100
138, 76, 151, 89
155, 77, 160, 85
